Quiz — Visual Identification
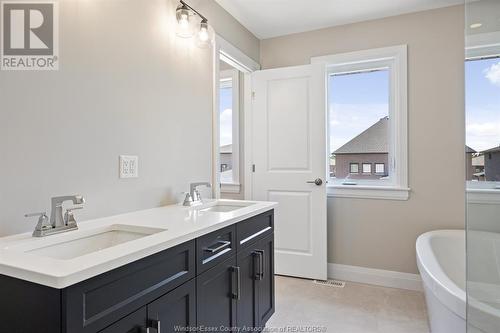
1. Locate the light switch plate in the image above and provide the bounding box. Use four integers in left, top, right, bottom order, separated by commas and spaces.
119, 155, 139, 178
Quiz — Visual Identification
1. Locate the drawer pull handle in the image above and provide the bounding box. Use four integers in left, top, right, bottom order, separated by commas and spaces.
255, 250, 265, 280
204, 240, 231, 253
231, 266, 241, 300
240, 227, 272, 245
253, 251, 264, 280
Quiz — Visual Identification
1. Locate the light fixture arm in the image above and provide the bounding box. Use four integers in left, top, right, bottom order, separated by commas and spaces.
179, 0, 207, 23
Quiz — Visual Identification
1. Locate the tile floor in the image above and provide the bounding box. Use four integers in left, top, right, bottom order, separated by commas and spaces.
266, 276, 429, 333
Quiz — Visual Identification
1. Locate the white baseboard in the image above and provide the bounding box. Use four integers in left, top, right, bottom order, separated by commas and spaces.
328, 263, 423, 291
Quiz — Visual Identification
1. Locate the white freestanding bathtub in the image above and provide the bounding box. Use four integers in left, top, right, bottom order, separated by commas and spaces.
417, 230, 500, 333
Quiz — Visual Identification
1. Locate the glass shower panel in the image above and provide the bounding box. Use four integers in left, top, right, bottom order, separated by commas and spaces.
466, 0, 500, 332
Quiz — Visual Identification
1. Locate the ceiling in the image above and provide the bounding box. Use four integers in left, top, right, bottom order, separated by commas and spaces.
215, 0, 464, 39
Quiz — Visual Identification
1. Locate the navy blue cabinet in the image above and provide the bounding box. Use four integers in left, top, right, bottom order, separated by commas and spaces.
0, 210, 274, 333
196, 256, 238, 332
147, 278, 197, 333
237, 230, 275, 330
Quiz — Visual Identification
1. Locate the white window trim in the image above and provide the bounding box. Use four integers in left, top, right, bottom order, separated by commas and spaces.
219, 69, 240, 187
466, 31, 500, 60
467, 188, 500, 205
312, 45, 409, 201
213, 35, 260, 198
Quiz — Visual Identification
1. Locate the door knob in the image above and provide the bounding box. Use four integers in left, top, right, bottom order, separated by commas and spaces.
306, 178, 323, 186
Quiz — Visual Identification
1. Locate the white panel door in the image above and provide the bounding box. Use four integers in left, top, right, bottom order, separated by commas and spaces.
251, 64, 327, 280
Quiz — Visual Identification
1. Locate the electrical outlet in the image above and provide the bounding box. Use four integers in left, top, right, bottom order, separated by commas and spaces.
120, 155, 138, 178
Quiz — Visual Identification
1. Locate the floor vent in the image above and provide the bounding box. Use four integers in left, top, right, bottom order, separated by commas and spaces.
313, 279, 346, 288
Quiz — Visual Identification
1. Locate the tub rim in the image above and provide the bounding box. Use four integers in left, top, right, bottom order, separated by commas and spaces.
416, 229, 466, 319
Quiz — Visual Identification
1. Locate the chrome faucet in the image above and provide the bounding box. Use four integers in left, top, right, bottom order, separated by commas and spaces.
25, 195, 85, 237
50, 195, 85, 228
183, 182, 211, 206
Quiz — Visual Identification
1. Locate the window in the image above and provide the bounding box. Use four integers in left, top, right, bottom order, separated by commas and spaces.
329, 69, 389, 182
375, 163, 385, 174
362, 163, 372, 174
312, 45, 408, 200
350, 163, 359, 174
465, 57, 500, 188
218, 63, 240, 187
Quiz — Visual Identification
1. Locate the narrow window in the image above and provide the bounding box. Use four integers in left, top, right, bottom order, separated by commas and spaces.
219, 60, 240, 187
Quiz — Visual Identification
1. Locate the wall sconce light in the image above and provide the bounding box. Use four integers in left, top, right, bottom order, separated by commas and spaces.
176, 0, 212, 48
176, 2, 194, 38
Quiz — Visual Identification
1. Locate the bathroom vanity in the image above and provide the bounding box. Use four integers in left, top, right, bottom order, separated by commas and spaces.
0, 200, 276, 333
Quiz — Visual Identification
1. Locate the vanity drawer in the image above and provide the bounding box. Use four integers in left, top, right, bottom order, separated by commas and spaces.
237, 210, 274, 250
63, 240, 195, 333
196, 224, 236, 274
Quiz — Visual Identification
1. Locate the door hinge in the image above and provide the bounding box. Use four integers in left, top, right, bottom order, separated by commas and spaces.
252, 164, 255, 172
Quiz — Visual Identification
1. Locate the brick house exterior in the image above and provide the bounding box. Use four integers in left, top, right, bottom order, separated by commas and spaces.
333, 117, 389, 180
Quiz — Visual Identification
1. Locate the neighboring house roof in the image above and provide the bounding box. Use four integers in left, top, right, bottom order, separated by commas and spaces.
472, 155, 484, 167
482, 145, 500, 154
220, 144, 232, 154
466, 146, 476, 154
334, 117, 388, 154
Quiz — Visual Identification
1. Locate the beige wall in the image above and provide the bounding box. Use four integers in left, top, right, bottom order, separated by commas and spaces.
261, 6, 465, 274
0, 0, 259, 236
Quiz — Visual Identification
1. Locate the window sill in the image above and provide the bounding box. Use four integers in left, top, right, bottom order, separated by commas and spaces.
327, 185, 410, 201
466, 188, 500, 205
221, 183, 241, 194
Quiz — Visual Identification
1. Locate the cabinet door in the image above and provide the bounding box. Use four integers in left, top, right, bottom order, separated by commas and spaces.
197, 256, 237, 332
236, 246, 260, 330
99, 307, 147, 333
147, 279, 196, 332
256, 234, 275, 326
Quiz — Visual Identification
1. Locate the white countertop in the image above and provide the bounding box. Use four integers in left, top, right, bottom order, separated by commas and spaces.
0, 199, 277, 289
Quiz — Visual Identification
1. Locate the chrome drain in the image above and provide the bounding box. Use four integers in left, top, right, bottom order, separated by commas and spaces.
313, 279, 346, 288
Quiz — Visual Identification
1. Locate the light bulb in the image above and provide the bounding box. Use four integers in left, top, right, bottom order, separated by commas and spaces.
176, 5, 194, 38
180, 14, 188, 27
196, 20, 211, 48
199, 26, 209, 42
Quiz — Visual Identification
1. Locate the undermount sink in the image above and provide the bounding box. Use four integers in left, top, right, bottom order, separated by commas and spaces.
16, 225, 165, 260
197, 200, 256, 213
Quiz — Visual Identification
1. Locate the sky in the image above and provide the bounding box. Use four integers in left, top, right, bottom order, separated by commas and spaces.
328, 69, 389, 153
465, 58, 500, 152
219, 85, 233, 147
